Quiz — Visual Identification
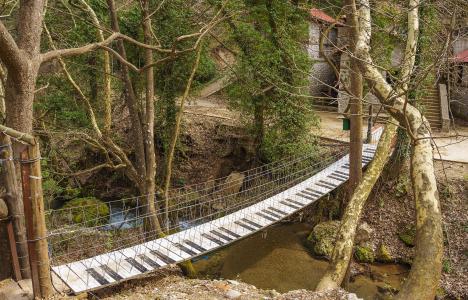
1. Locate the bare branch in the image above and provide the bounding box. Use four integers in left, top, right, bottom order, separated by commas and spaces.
51, 163, 126, 177
0, 20, 23, 72
40, 32, 121, 62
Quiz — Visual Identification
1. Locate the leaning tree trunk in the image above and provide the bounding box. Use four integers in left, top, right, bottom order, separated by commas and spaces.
107, 0, 147, 178
353, 1, 443, 299
316, 120, 397, 291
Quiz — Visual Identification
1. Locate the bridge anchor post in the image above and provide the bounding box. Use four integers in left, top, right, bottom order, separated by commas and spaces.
20, 141, 53, 299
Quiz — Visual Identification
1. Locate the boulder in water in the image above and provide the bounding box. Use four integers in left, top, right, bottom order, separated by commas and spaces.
306, 220, 340, 259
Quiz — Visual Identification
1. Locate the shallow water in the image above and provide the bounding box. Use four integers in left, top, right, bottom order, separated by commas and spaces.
194, 222, 408, 300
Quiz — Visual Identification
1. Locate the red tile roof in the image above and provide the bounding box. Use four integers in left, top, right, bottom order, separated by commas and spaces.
310, 8, 343, 26
453, 49, 468, 63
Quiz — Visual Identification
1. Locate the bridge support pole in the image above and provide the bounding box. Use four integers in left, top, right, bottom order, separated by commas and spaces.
20, 142, 53, 299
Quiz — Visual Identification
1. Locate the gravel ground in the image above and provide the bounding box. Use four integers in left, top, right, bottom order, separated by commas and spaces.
99, 275, 360, 300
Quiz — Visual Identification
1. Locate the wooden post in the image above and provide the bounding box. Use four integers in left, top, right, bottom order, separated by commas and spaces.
7, 220, 22, 281
0, 133, 31, 279
21, 142, 53, 298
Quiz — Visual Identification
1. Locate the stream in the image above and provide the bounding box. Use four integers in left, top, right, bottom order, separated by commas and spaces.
103, 206, 408, 299
193, 223, 409, 300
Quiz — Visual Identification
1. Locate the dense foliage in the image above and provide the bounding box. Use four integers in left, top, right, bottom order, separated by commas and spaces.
223, 0, 319, 161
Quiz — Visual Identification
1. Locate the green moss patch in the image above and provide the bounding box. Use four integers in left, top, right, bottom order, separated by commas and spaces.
354, 245, 375, 263
398, 226, 416, 247
62, 197, 109, 227
376, 244, 393, 263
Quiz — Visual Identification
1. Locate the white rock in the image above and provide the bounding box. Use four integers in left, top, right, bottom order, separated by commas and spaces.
227, 280, 240, 285
225, 289, 242, 299
347, 293, 363, 300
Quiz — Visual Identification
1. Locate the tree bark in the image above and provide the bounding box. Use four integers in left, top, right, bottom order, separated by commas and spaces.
142, 0, 163, 238
316, 121, 397, 291
107, 0, 147, 178
25, 142, 52, 297
0, 0, 45, 282
78, 0, 112, 132
345, 0, 363, 196
353, 1, 443, 299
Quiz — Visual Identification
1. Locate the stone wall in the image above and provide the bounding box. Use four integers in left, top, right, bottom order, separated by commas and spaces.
308, 22, 338, 100
336, 26, 350, 113
453, 36, 468, 56
450, 85, 468, 121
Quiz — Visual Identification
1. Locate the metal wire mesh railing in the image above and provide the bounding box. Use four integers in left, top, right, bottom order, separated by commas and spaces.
45, 147, 348, 266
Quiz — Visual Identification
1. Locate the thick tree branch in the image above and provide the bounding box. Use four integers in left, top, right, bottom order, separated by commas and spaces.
52, 163, 126, 177
40, 32, 121, 62
0, 20, 23, 73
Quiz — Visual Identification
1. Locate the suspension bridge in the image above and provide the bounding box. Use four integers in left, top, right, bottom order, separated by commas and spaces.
46, 127, 383, 294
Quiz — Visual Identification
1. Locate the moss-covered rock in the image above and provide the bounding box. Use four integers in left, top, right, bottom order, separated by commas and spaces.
306, 220, 340, 259
62, 197, 109, 226
354, 245, 375, 263
376, 244, 393, 263
398, 226, 416, 247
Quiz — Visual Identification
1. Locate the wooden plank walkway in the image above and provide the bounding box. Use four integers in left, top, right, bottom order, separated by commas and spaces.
52, 143, 378, 294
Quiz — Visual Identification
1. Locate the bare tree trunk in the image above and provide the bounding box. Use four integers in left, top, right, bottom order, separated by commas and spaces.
341, 2, 363, 286
346, 0, 363, 196
317, 0, 439, 292
0, 0, 45, 282
316, 121, 397, 291
107, 0, 147, 178
142, 0, 163, 238
163, 47, 202, 227
353, 1, 443, 298
78, 0, 112, 132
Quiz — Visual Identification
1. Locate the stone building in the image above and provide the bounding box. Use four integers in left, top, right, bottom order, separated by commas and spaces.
308, 9, 383, 114
449, 27, 468, 121
308, 9, 341, 108
307, 8, 454, 131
